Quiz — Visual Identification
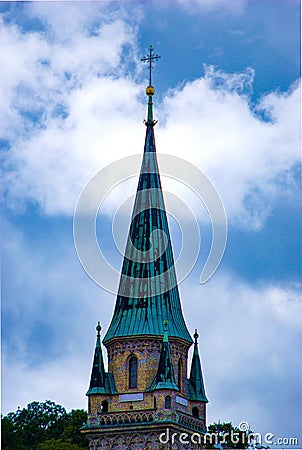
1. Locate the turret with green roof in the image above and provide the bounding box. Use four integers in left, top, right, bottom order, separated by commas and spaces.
147, 320, 179, 392
86, 322, 117, 395
188, 329, 208, 402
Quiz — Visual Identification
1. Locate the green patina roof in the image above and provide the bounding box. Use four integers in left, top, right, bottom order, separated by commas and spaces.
103, 92, 192, 345
188, 330, 208, 402
87, 323, 117, 396
147, 320, 179, 392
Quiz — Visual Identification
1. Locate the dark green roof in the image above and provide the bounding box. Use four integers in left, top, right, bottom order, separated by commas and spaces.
188, 330, 208, 402
103, 98, 192, 345
147, 320, 179, 392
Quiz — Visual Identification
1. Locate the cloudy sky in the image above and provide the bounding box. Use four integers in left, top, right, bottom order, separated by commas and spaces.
1, 0, 301, 446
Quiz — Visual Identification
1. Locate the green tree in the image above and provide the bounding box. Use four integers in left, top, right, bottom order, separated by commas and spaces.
1, 401, 88, 450
1, 415, 26, 450
59, 409, 88, 447
5, 400, 67, 448
207, 422, 251, 449
38, 438, 84, 450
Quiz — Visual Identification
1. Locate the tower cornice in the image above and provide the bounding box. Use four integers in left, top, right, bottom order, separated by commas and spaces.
103, 334, 192, 350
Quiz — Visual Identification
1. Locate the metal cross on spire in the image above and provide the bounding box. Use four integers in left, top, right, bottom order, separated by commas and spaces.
141, 45, 161, 87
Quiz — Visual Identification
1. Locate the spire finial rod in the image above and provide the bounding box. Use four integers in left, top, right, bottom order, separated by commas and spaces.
194, 329, 199, 343
141, 44, 161, 87
141, 45, 161, 123
96, 321, 102, 337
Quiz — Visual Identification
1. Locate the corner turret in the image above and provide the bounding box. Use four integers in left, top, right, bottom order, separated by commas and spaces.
147, 320, 179, 391
188, 329, 208, 402
86, 322, 116, 395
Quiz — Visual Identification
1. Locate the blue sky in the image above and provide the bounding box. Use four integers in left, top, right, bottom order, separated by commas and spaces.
1, 0, 301, 446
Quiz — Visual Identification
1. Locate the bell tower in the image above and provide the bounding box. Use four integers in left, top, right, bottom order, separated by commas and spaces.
81, 45, 208, 450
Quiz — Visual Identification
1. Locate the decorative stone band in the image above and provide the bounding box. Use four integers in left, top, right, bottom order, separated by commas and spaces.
84, 409, 205, 433
85, 409, 155, 428
177, 410, 205, 432
106, 337, 190, 359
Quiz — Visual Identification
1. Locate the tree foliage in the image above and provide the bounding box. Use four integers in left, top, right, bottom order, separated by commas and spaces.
38, 439, 84, 450
1, 400, 88, 450
207, 422, 251, 449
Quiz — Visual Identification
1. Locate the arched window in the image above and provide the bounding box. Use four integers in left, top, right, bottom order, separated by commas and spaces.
178, 358, 183, 391
192, 406, 199, 418
101, 400, 108, 413
165, 395, 171, 409
129, 355, 138, 388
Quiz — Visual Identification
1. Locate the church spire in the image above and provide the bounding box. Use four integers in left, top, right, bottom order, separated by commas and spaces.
103, 45, 192, 345
188, 330, 208, 402
147, 320, 179, 391
81, 48, 209, 446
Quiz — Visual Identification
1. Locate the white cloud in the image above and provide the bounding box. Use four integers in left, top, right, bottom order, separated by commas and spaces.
2, 356, 88, 414
158, 67, 300, 229
4, 76, 145, 214
1, 218, 114, 413
1, 6, 145, 214
181, 273, 302, 443
1, 7, 300, 230
0, 17, 48, 138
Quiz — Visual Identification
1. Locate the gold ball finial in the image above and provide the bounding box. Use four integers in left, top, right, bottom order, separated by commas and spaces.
146, 85, 155, 96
